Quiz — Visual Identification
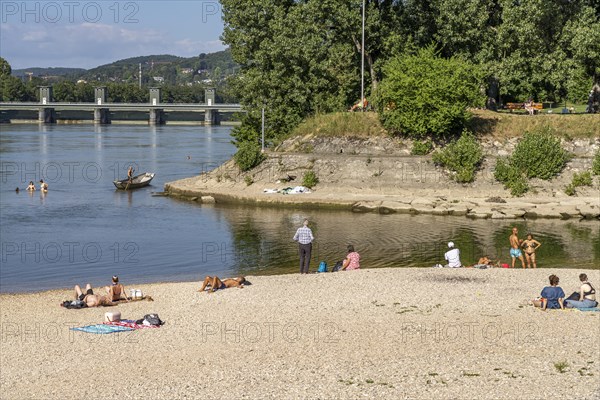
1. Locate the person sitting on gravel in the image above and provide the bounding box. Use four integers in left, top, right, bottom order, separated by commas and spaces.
444, 242, 462, 268
61, 284, 115, 308
565, 274, 597, 309
342, 245, 361, 270
104, 275, 129, 302
199, 276, 246, 293
533, 275, 565, 311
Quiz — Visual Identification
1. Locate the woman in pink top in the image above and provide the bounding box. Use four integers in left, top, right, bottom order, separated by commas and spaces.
342, 245, 360, 270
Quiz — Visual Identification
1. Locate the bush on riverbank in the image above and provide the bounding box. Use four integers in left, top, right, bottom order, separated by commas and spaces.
593, 151, 600, 175
234, 141, 265, 171
302, 170, 319, 188
432, 132, 483, 183
378, 46, 484, 138
411, 139, 434, 155
511, 127, 570, 180
494, 127, 569, 196
494, 158, 530, 196
565, 171, 593, 196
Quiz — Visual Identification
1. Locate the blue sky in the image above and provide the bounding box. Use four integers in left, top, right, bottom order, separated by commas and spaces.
0, 0, 227, 69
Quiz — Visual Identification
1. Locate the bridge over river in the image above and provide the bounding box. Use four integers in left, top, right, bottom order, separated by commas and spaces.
0, 87, 243, 125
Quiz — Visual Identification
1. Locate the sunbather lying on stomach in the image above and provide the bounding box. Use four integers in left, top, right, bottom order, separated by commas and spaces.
199, 276, 246, 293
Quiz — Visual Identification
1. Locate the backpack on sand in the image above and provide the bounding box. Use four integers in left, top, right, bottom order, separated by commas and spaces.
318, 261, 328, 273
136, 313, 164, 326
331, 260, 343, 272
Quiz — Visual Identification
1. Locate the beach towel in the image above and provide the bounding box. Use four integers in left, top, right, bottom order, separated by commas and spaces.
578, 307, 600, 312
104, 320, 161, 329
70, 324, 134, 334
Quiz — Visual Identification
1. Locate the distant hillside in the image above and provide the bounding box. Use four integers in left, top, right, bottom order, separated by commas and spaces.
12, 49, 238, 86
12, 67, 86, 78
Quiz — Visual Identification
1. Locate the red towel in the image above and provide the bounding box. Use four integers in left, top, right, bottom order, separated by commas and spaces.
103, 320, 160, 329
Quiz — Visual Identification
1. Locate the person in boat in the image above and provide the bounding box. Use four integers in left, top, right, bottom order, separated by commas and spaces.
521, 233, 541, 269
39, 179, 48, 192
27, 181, 36, 191
127, 166, 134, 182
62, 284, 115, 307
104, 275, 129, 302
199, 276, 246, 293
532, 275, 565, 311
565, 273, 597, 309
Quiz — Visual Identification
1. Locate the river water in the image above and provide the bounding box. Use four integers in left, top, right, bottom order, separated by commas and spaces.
0, 124, 598, 293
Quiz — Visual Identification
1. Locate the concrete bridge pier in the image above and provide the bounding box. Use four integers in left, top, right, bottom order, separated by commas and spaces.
149, 109, 164, 125
94, 108, 110, 124
38, 108, 55, 123
204, 109, 220, 125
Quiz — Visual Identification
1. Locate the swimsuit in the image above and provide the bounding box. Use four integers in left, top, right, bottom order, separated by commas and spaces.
510, 248, 522, 258
78, 288, 93, 301
523, 242, 537, 254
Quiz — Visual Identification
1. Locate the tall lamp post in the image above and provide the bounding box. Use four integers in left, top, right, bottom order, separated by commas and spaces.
361, 0, 365, 112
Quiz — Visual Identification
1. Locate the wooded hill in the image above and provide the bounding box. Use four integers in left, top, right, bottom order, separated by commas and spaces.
13, 49, 237, 85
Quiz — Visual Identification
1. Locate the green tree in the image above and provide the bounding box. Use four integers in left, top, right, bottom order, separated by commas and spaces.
563, 5, 600, 112
377, 46, 484, 138
0, 75, 27, 101
0, 57, 11, 77
73, 82, 94, 102
53, 81, 77, 102
495, 0, 584, 102
221, 0, 408, 144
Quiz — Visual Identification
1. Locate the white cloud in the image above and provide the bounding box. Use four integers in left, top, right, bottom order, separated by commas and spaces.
22, 30, 49, 41
1, 23, 226, 69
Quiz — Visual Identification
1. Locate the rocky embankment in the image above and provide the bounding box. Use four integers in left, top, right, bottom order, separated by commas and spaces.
165, 135, 600, 220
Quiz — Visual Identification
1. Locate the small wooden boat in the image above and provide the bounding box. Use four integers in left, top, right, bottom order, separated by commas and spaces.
113, 172, 155, 190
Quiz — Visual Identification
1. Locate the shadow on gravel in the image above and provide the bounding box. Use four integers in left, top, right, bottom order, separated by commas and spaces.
426, 275, 488, 284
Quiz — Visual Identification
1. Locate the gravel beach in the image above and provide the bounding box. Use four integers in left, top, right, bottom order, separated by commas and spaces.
1, 267, 599, 400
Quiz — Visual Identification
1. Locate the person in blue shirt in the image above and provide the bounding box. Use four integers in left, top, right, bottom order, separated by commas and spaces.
533, 274, 565, 311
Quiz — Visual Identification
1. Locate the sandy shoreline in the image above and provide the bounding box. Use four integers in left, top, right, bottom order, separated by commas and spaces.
1, 267, 599, 399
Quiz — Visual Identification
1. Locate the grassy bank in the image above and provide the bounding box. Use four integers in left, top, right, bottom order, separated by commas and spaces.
291, 112, 387, 138
291, 110, 600, 139
470, 110, 600, 139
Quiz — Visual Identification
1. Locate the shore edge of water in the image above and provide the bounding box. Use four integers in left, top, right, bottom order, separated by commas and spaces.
164, 179, 600, 221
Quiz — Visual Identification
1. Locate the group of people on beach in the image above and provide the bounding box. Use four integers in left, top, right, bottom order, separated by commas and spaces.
440, 226, 542, 269
292, 218, 360, 274
510, 227, 542, 268
61, 223, 594, 313
62, 276, 129, 308
533, 273, 597, 311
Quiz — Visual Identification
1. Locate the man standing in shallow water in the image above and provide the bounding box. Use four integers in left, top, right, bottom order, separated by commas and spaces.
293, 219, 314, 274
509, 227, 526, 268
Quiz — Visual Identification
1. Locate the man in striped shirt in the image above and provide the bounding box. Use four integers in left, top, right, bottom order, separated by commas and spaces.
293, 219, 314, 274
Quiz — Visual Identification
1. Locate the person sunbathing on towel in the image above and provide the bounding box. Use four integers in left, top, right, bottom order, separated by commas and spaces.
71, 283, 114, 307
199, 276, 246, 293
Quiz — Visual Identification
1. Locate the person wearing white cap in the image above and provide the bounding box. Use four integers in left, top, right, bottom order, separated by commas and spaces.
444, 242, 462, 268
